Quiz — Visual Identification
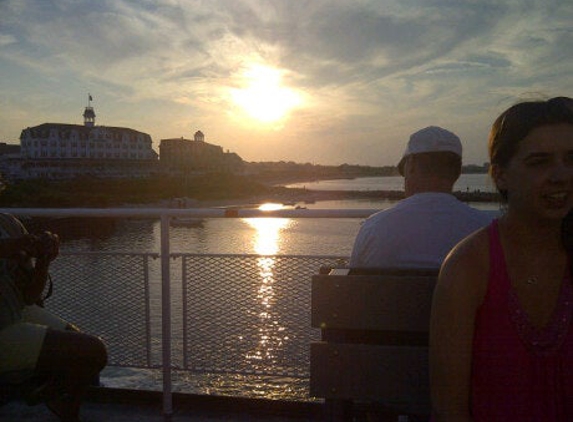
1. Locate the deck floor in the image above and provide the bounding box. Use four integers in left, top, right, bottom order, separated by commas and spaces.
1, 387, 322, 421
0, 401, 312, 421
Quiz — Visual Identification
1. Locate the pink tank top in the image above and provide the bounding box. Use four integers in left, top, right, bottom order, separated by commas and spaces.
471, 220, 573, 421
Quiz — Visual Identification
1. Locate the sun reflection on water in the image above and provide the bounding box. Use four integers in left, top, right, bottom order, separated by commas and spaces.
243, 204, 292, 366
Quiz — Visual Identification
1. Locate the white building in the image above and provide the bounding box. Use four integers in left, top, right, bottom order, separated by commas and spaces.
15, 102, 159, 180
20, 123, 156, 160
0, 143, 22, 182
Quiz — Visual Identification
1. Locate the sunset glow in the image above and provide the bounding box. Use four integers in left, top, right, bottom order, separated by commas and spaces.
231, 65, 302, 124
258, 203, 283, 211
1, 2, 569, 166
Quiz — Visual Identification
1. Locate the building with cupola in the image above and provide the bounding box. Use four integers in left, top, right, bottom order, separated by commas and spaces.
159, 131, 243, 174
17, 99, 158, 179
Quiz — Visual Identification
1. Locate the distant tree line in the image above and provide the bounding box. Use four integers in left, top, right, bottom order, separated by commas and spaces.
246, 161, 397, 183
0, 161, 489, 207
246, 161, 488, 181
0, 174, 278, 208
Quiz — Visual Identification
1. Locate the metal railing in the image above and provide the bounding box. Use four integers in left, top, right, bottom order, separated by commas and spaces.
49, 251, 345, 373
47, 251, 157, 368
1, 207, 501, 420
1, 207, 380, 419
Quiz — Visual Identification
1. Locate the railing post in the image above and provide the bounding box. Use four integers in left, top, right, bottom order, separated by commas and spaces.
160, 214, 173, 420
181, 256, 189, 369
143, 254, 152, 367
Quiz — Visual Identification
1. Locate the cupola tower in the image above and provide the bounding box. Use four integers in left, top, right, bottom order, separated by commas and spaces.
83, 94, 96, 127
194, 130, 205, 142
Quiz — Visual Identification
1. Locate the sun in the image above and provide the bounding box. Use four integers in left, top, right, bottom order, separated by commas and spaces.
231, 64, 302, 124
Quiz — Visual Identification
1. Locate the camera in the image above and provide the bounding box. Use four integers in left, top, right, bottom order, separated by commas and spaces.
25, 232, 60, 261
31, 232, 60, 261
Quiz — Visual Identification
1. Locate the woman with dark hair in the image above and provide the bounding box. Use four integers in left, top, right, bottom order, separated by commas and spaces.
0, 213, 107, 422
430, 97, 573, 421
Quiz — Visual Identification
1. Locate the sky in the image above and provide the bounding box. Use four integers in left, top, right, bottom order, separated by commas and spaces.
0, 0, 571, 166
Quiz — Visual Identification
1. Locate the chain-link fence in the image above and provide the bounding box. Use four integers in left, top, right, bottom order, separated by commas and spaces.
44, 251, 347, 392
179, 254, 346, 378
45, 253, 157, 368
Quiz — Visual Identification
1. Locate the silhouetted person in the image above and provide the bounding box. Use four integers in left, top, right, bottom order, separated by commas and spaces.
350, 126, 492, 268
0, 213, 107, 422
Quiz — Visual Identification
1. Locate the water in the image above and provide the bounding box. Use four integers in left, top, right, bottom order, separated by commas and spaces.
55, 217, 363, 400
51, 175, 500, 400
285, 173, 497, 194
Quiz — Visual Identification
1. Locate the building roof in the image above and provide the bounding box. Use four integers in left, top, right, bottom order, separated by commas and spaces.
21, 123, 151, 138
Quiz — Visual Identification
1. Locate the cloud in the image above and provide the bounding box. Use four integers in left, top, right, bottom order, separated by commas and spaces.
0, 34, 17, 47
0, 0, 571, 165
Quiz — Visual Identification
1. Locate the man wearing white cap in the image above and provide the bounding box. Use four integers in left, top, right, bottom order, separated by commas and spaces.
349, 126, 492, 269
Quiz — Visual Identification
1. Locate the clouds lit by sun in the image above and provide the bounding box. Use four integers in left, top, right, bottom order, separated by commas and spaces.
1, 2, 570, 166
231, 64, 302, 125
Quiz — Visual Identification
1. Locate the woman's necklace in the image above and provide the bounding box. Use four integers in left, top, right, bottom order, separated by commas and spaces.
499, 216, 564, 288
526, 277, 538, 285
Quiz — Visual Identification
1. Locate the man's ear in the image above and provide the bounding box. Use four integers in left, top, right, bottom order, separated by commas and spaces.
403, 156, 415, 176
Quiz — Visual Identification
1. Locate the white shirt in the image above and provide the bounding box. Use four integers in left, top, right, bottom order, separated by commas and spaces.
349, 192, 494, 269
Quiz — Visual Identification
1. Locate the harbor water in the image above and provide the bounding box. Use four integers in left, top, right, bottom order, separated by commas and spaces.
284, 173, 498, 195
46, 174, 500, 401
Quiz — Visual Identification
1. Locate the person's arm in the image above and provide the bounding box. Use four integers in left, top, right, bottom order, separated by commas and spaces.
21, 256, 51, 305
20, 232, 60, 305
429, 230, 489, 422
0, 235, 37, 258
348, 230, 367, 267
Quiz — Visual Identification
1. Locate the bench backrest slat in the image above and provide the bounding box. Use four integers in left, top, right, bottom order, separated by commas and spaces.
311, 274, 437, 333
310, 271, 438, 418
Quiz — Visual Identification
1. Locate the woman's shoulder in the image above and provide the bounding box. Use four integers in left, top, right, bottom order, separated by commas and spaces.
446, 226, 490, 265
438, 226, 491, 300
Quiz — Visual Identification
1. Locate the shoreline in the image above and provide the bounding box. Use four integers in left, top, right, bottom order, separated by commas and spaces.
188, 188, 499, 209
26, 187, 499, 240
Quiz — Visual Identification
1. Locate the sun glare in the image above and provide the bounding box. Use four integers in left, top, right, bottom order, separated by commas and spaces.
258, 203, 283, 211
231, 64, 301, 124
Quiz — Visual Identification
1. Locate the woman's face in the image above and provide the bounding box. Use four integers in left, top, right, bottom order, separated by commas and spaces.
493, 123, 573, 221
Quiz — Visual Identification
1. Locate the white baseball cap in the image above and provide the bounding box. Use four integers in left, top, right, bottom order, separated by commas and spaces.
397, 126, 462, 175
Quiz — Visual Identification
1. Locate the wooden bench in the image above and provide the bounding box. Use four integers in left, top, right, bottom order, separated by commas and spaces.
310, 268, 438, 421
